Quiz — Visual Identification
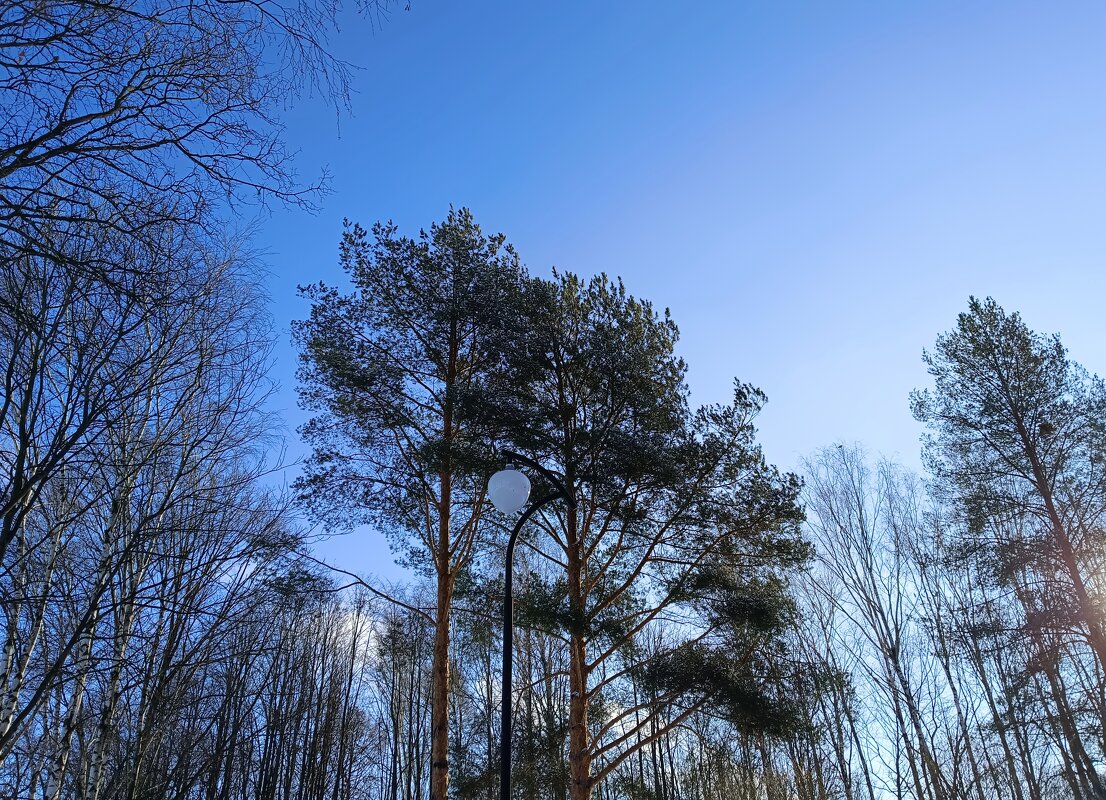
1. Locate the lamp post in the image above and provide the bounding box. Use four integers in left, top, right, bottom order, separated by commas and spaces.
487, 451, 575, 800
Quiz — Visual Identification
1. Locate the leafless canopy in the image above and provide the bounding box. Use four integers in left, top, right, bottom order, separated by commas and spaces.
0, 0, 391, 287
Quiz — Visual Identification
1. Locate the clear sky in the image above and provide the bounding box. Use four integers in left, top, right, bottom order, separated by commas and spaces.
257, 2, 1106, 580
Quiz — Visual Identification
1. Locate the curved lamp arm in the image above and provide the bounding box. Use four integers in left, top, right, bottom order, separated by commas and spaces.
498, 449, 575, 511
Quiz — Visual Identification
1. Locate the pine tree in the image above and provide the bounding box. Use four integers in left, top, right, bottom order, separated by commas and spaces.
484, 272, 812, 800
294, 208, 526, 800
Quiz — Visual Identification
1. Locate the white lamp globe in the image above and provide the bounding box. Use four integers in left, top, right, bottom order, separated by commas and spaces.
488, 467, 531, 515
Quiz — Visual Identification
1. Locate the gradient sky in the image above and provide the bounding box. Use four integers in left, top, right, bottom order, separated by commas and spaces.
257, 2, 1106, 580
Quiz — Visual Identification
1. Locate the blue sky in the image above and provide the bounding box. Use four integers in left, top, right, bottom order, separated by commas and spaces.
258, 2, 1106, 580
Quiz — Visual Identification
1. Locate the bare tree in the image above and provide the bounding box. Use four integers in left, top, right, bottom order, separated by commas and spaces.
803, 445, 951, 800
0, 0, 393, 288
0, 227, 296, 797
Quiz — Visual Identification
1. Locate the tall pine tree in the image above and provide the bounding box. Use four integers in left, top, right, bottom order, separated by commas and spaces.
294, 208, 525, 800
912, 296, 1106, 796
482, 272, 811, 800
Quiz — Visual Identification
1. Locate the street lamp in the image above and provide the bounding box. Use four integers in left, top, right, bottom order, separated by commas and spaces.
488, 451, 575, 800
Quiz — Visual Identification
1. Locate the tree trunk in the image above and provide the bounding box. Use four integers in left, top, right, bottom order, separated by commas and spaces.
566, 503, 592, 800
430, 569, 453, 800
568, 630, 591, 800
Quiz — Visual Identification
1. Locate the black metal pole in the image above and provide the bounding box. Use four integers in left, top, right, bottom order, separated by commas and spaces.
498, 452, 574, 800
